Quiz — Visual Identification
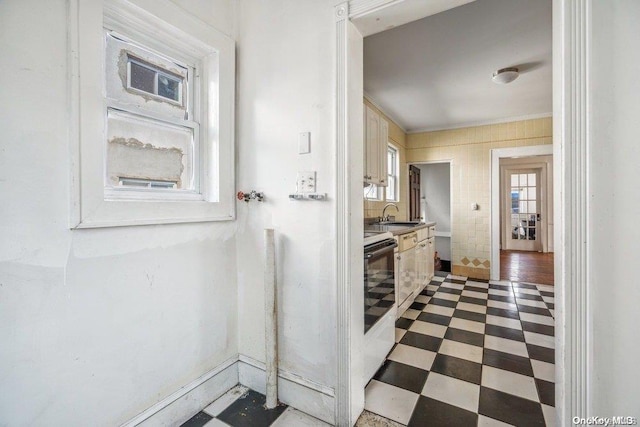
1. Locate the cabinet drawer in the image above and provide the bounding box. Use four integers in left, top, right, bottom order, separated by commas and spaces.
398, 232, 418, 252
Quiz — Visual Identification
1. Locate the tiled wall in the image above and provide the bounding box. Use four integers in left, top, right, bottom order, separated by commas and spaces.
363, 98, 409, 221
406, 117, 553, 280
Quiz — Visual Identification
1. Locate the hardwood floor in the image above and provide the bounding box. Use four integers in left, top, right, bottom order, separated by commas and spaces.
500, 250, 554, 285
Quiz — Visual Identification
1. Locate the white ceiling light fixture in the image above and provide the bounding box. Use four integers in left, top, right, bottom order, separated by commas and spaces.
492, 67, 519, 84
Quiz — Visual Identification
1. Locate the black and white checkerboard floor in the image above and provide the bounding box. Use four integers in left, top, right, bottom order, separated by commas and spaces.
364, 273, 556, 426
181, 273, 555, 427
180, 385, 331, 427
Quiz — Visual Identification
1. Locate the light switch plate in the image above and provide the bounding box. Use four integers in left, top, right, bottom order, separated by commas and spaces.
297, 171, 316, 193
299, 132, 310, 154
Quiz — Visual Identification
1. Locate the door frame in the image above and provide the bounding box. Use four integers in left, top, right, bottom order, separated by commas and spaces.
500, 161, 550, 253
407, 160, 453, 233
335, 1, 590, 425
490, 145, 552, 279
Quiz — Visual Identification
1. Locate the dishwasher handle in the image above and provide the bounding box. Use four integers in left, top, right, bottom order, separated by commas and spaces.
364, 242, 398, 259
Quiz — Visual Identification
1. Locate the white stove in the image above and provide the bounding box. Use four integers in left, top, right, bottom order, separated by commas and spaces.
364, 231, 394, 246
363, 229, 396, 383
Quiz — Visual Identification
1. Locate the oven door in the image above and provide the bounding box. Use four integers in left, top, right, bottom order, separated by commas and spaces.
364, 239, 397, 333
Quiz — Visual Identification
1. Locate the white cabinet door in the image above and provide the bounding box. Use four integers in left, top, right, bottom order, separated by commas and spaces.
397, 246, 416, 309
364, 105, 389, 187
378, 117, 389, 187
426, 237, 435, 282
364, 105, 381, 184
415, 239, 429, 293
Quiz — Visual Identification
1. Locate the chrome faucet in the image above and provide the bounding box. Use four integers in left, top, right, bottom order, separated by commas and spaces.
381, 203, 399, 222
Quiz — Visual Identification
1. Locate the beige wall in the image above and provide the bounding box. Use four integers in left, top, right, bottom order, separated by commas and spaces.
406, 117, 552, 279
363, 98, 409, 221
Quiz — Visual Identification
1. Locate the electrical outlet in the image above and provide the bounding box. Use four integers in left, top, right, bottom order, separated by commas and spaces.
297, 171, 316, 193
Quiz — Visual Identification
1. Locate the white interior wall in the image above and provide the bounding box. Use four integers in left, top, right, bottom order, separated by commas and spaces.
234, 0, 337, 406
0, 1, 239, 425
419, 163, 451, 260
589, 0, 640, 414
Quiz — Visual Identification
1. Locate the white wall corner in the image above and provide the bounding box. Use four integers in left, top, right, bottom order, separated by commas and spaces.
121, 357, 238, 427
237, 355, 335, 425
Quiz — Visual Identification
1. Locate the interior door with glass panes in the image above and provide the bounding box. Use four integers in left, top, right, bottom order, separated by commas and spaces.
505, 169, 542, 251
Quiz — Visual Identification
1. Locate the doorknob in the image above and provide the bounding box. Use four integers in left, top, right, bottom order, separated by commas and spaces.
536, 214, 541, 221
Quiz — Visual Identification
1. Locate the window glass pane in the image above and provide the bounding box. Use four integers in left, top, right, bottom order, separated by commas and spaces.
130, 62, 155, 94
387, 176, 395, 200
519, 201, 527, 213
520, 173, 527, 186
386, 145, 398, 201
106, 109, 194, 191
364, 184, 378, 200
157, 74, 181, 102
511, 175, 518, 186
528, 173, 536, 186
528, 201, 537, 213
511, 190, 519, 213
528, 187, 536, 200
521, 187, 528, 201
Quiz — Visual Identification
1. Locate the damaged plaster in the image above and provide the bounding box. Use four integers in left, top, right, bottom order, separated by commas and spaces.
107, 137, 184, 187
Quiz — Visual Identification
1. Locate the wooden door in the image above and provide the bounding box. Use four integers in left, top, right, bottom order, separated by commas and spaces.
409, 165, 421, 221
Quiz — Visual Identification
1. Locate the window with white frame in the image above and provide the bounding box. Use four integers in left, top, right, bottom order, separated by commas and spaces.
386, 144, 399, 201
70, 0, 235, 228
104, 32, 199, 200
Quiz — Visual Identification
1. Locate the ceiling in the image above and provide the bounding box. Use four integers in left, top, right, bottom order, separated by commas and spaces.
362, 0, 552, 133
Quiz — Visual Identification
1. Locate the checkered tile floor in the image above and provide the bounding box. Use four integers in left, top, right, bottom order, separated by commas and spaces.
180, 386, 330, 427
364, 273, 556, 427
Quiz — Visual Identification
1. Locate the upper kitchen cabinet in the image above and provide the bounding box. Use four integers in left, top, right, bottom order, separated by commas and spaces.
364, 104, 389, 187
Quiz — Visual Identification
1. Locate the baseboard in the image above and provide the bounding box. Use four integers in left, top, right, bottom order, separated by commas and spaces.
121, 357, 238, 427
238, 355, 335, 425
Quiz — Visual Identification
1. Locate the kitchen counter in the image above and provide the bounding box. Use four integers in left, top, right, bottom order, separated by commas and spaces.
364, 221, 436, 236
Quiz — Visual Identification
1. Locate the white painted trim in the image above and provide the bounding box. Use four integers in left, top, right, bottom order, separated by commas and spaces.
407, 112, 553, 134
334, 4, 352, 426
348, 0, 403, 19
120, 357, 238, 427
434, 231, 451, 238
490, 145, 552, 280
363, 92, 408, 134
238, 356, 335, 425
67, 0, 81, 228
554, 0, 590, 422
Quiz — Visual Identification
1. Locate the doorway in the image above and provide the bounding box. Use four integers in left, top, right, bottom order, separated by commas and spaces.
410, 162, 452, 273
498, 154, 553, 285
336, 1, 592, 424
408, 165, 420, 221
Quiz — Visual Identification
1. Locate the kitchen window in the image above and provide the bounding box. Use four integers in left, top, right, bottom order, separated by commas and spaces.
364, 183, 380, 200
70, 0, 236, 228
386, 144, 399, 201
